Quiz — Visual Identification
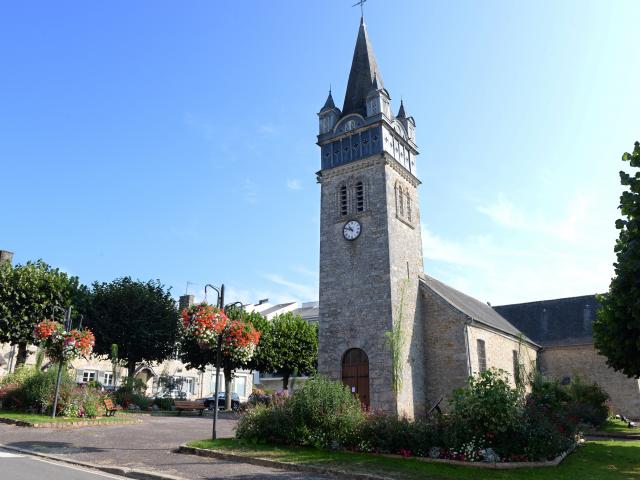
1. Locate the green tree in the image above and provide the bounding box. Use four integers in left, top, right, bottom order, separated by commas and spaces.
179, 305, 266, 410
0, 260, 84, 367
86, 277, 179, 377
253, 312, 318, 391
594, 141, 640, 378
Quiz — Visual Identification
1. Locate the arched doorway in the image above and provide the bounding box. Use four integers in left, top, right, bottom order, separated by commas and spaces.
341, 348, 370, 408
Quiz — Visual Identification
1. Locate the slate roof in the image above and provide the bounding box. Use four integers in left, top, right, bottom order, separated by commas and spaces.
419, 275, 537, 346
494, 295, 600, 347
397, 100, 406, 119
293, 302, 319, 322
321, 90, 336, 111
342, 17, 384, 118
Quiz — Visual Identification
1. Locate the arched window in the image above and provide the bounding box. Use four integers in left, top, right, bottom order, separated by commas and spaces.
355, 181, 365, 212
398, 185, 404, 217
406, 192, 412, 222
339, 185, 348, 216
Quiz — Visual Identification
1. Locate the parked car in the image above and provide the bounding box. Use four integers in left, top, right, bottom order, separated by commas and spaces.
199, 392, 240, 411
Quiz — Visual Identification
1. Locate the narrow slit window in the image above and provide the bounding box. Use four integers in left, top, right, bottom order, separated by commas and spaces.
398, 185, 404, 216
340, 185, 348, 216
406, 193, 412, 222
512, 350, 520, 383
477, 339, 487, 373
355, 181, 365, 212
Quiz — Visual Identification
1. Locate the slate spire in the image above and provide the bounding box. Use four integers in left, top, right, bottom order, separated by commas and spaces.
322, 89, 336, 111
342, 17, 384, 117
397, 99, 406, 119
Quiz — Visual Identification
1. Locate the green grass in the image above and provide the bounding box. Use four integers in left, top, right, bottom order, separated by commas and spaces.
0, 410, 138, 424
186, 438, 640, 480
598, 418, 640, 436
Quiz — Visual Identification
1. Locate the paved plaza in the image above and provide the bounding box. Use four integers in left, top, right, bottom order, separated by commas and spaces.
0, 415, 329, 480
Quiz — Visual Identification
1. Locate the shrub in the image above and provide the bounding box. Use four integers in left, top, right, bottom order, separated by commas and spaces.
114, 377, 149, 408
153, 397, 174, 411
237, 376, 364, 449
449, 369, 522, 446
566, 377, 609, 427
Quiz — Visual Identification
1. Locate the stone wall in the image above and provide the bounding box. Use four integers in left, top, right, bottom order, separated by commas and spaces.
540, 344, 640, 419
466, 325, 538, 389
421, 286, 469, 410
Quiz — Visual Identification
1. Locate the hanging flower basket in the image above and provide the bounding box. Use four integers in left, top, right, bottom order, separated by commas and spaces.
33, 319, 95, 363
180, 302, 261, 363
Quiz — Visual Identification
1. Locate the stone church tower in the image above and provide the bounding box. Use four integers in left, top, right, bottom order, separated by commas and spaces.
317, 17, 425, 417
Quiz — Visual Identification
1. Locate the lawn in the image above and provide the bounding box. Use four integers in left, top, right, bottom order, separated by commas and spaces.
599, 418, 640, 436
0, 410, 137, 424
187, 438, 640, 480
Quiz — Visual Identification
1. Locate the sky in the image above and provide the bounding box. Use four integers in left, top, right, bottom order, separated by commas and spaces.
1, 1, 638, 307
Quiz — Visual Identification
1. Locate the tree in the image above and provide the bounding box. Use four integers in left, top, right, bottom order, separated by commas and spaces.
0, 260, 84, 368
594, 141, 640, 378
252, 312, 318, 391
86, 277, 179, 377
179, 305, 265, 410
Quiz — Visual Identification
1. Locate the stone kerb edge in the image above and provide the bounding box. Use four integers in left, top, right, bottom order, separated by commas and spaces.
177, 443, 577, 475
0, 416, 142, 429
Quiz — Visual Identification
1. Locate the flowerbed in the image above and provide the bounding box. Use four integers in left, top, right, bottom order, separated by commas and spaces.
236, 372, 609, 464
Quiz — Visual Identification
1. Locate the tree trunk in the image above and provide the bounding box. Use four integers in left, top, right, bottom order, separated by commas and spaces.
282, 371, 290, 392
224, 365, 233, 411
14, 342, 28, 369
127, 359, 136, 379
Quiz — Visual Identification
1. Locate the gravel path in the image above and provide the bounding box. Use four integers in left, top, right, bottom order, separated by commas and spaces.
0, 415, 329, 480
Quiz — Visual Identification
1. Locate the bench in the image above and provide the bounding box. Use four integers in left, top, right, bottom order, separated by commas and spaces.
174, 400, 206, 415
104, 398, 122, 416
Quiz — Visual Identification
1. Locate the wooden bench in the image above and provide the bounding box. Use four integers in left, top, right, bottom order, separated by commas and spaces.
104, 398, 122, 416
174, 400, 206, 415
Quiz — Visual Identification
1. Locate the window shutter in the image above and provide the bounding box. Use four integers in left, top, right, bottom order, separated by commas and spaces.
76, 369, 84, 383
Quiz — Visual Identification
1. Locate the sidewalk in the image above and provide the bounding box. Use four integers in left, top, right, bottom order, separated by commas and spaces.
0, 415, 328, 479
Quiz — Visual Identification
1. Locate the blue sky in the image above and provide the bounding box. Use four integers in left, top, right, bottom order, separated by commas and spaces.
1, 1, 638, 306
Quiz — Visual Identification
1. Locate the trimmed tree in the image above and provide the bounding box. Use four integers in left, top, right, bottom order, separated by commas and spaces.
252, 312, 318, 391
594, 141, 640, 378
86, 277, 179, 377
0, 259, 84, 368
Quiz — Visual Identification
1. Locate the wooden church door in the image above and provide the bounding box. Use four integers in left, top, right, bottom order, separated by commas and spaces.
341, 348, 370, 408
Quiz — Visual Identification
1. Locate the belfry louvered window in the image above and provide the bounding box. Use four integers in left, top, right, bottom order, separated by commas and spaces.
398, 185, 404, 216
477, 339, 487, 373
339, 185, 348, 216
355, 181, 365, 212
406, 193, 412, 222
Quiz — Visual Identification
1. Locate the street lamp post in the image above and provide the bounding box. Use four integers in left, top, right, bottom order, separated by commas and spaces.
204, 283, 224, 440
50, 306, 82, 418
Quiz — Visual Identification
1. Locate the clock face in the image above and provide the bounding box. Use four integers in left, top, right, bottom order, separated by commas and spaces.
343, 220, 361, 241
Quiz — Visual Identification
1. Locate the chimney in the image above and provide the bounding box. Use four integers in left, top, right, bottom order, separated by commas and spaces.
179, 294, 195, 311
0, 250, 14, 266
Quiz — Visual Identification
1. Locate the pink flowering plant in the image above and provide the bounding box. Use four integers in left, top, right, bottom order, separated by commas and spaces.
33, 319, 95, 363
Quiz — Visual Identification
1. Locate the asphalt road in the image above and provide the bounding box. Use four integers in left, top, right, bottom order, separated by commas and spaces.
0, 449, 128, 480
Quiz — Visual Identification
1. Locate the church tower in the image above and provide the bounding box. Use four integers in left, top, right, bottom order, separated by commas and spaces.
317, 17, 425, 416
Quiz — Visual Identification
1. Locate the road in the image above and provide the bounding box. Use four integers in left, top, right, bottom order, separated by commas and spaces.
0, 449, 128, 480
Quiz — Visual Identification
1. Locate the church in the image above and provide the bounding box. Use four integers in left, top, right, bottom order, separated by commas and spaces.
316, 17, 640, 418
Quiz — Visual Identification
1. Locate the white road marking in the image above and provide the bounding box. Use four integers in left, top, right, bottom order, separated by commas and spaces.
0, 451, 23, 457
31, 457, 128, 479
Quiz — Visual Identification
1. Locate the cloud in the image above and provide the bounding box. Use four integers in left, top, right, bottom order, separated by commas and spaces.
263, 273, 318, 302
243, 179, 258, 204
287, 179, 303, 191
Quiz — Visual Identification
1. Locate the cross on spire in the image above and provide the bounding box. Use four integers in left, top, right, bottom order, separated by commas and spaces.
352, 0, 367, 17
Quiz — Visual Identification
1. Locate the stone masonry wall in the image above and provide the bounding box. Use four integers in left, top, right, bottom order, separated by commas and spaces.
467, 325, 538, 389
318, 155, 397, 413
540, 344, 640, 419
421, 286, 469, 410
384, 158, 425, 418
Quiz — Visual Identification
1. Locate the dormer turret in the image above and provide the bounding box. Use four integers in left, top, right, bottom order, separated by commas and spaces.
396, 100, 416, 144
366, 73, 391, 119
318, 90, 341, 134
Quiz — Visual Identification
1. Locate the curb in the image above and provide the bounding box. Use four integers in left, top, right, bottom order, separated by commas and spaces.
0, 444, 185, 480
177, 442, 576, 476
177, 445, 391, 480
586, 431, 640, 440
0, 417, 142, 429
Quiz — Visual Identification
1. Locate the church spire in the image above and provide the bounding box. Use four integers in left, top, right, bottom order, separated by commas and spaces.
342, 17, 384, 117
321, 89, 336, 111
397, 99, 406, 119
